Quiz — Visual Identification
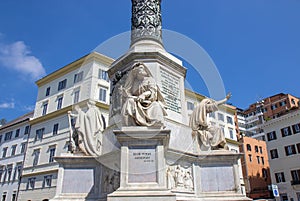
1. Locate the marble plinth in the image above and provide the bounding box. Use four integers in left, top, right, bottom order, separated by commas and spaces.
50, 154, 105, 201
107, 127, 175, 201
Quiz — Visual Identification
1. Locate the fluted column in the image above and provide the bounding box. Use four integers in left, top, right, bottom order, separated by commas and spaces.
131, 0, 163, 47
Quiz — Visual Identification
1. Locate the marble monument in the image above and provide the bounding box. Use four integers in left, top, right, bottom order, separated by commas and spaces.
51, 0, 251, 201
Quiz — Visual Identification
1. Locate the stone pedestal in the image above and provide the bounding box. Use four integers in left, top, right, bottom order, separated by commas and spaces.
165, 149, 252, 201
107, 127, 176, 201
51, 154, 105, 201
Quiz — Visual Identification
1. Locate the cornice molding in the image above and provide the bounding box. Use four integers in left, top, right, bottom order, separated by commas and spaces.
36, 52, 114, 87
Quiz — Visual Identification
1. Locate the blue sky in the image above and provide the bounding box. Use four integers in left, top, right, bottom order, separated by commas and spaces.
0, 0, 300, 122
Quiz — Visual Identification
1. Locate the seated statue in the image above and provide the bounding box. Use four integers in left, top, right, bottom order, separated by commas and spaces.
189, 93, 231, 151
68, 100, 105, 156
121, 62, 167, 128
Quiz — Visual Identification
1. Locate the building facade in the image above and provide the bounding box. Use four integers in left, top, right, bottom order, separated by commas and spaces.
239, 136, 272, 199
18, 52, 113, 201
0, 112, 33, 201
244, 93, 299, 125
262, 109, 300, 201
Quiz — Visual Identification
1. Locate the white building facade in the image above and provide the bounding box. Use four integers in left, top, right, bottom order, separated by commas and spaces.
18, 52, 113, 201
0, 112, 33, 201
262, 109, 300, 201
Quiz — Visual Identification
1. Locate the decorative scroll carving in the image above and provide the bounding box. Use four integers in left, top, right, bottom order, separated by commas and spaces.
131, 0, 162, 45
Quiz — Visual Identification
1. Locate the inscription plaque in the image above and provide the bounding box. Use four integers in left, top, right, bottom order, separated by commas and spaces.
128, 146, 157, 183
160, 69, 181, 113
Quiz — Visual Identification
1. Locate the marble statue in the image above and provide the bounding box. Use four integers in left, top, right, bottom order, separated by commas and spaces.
121, 62, 167, 127
68, 100, 105, 156
189, 93, 232, 151
166, 165, 194, 191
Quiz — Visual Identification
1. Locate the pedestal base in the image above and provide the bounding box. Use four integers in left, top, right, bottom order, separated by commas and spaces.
50, 154, 106, 201
107, 190, 176, 201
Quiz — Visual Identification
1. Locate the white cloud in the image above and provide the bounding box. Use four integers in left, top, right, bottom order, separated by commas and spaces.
0, 101, 15, 109
0, 41, 46, 80
23, 105, 35, 111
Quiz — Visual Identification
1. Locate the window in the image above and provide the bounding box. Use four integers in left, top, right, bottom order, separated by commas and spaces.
275, 172, 286, 183
209, 112, 215, 118
24, 125, 30, 135
292, 123, 300, 134
246, 144, 251, 151
42, 102, 48, 116
281, 127, 292, 137
297, 143, 300, 154
261, 157, 264, 165
279, 101, 286, 107
0, 166, 3, 182
11, 145, 17, 156
262, 168, 268, 178
35, 128, 45, 141
46, 87, 50, 96
267, 131, 277, 141
57, 96, 63, 110
270, 149, 279, 159
248, 154, 252, 162
74, 71, 83, 83
4, 131, 12, 141
58, 79, 67, 91
291, 169, 300, 184
7, 165, 12, 182
73, 90, 80, 104
255, 145, 259, 153
98, 69, 109, 81
285, 145, 297, 156
229, 128, 234, 139
14, 164, 22, 182
99, 87, 107, 102
259, 146, 263, 154
12, 192, 16, 201
15, 129, 20, 138
217, 113, 224, 122
2, 147, 8, 158
49, 147, 56, 163
20, 143, 26, 154
33, 149, 40, 166
226, 116, 233, 124
53, 123, 59, 135
27, 177, 36, 190
43, 175, 53, 188
2, 193, 6, 201
187, 102, 194, 111
271, 104, 277, 110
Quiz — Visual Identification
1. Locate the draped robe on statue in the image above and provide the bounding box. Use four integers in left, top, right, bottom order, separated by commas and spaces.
189, 99, 226, 151
121, 64, 167, 127
73, 102, 104, 156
